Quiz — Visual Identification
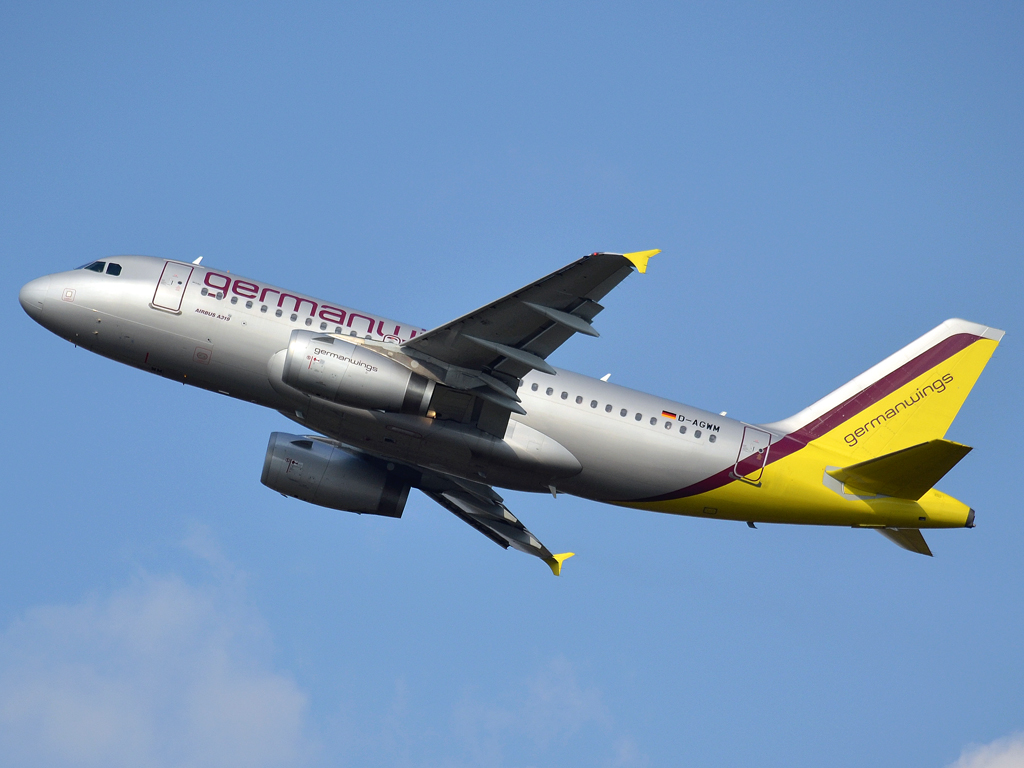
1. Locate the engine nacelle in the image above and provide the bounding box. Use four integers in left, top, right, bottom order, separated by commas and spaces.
261, 431, 409, 517
280, 331, 434, 414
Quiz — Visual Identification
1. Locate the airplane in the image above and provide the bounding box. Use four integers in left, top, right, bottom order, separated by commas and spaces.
19, 251, 1003, 574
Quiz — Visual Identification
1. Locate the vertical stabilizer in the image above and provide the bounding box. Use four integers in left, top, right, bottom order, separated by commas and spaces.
765, 319, 1003, 460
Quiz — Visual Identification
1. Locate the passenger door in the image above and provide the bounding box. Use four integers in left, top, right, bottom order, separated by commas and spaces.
152, 261, 193, 312
733, 426, 772, 485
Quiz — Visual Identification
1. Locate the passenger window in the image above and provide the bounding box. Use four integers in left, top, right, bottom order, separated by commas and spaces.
620, 408, 627, 417
216, 292, 223, 300
635, 413, 643, 421
709, 434, 717, 443
260, 305, 268, 313
546, 388, 553, 396
230, 296, 238, 304
320, 322, 327, 330
305, 318, 312, 326
649, 417, 657, 425
84, 261, 105, 273
290, 313, 298, 321
679, 425, 687, 434
246, 301, 253, 309
531, 383, 539, 391
106, 263, 121, 276
664, 422, 672, 429
575, 396, 583, 404
350, 331, 357, 337
201, 287, 209, 296
590, 400, 598, 408
694, 430, 702, 438
560, 391, 568, 400
275, 309, 283, 317
605, 404, 613, 413
335, 326, 342, 333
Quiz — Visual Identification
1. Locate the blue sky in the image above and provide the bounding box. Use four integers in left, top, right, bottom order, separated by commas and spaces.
2, 3, 1022, 766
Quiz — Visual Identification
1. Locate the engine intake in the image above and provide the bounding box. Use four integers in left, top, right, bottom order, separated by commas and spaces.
281, 331, 434, 414
261, 431, 409, 517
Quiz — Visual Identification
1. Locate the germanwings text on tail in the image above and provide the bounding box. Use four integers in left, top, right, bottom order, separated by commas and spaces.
19, 251, 1004, 572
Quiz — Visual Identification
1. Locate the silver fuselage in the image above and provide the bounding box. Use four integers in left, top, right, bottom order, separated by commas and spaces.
19, 255, 750, 502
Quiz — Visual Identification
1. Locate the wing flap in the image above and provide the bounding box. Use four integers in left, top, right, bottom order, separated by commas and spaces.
827, 439, 972, 500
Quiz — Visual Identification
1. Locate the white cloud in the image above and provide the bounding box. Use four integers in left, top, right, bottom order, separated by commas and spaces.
0, 535, 314, 768
435, 656, 645, 768
950, 733, 1024, 768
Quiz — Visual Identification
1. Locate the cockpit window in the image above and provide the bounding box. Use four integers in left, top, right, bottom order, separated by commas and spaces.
106, 263, 122, 276
81, 261, 106, 272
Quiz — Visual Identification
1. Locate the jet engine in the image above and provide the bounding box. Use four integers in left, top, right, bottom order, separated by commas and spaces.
261, 431, 409, 517
280, 331, 434, 415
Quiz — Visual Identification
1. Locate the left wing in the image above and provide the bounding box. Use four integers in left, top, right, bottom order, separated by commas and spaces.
401, 250, 658, 414
415, 469, 574, 575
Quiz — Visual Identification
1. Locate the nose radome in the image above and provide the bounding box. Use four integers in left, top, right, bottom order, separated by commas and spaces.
19, 275, 51, 319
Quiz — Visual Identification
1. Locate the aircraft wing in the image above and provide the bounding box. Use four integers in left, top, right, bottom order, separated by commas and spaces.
401, 250, 658, 411
416, 470, 574, 575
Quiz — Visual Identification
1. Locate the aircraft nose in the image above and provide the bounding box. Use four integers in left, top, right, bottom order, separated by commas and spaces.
19, 275, 51, 320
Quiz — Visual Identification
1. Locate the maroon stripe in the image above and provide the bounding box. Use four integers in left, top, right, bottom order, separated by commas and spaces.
632, 332, 981, 503
786, 332, 979, 443
637, 434, 806, 502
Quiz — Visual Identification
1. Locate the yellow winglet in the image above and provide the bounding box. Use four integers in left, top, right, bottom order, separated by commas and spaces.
545, 552, 575, 576
622, 249, 660, 274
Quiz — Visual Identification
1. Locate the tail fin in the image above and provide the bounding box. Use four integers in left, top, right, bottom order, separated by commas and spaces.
765, 319, 1004, 460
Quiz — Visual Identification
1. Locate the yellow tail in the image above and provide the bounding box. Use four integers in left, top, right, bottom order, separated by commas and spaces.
766, 319, 1004, 461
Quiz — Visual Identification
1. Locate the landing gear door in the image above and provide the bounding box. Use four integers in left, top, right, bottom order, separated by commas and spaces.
733, 426, 772, 485
152, 262, 194, 312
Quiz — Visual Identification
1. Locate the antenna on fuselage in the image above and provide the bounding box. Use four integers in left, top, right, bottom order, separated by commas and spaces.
192, 256, 203, 265
600, 373, 611, 382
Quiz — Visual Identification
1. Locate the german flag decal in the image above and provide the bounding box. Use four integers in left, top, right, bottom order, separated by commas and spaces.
661, 410, 677, 419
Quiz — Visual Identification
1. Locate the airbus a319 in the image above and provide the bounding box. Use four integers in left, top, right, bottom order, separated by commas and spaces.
19, 251, 1003, 573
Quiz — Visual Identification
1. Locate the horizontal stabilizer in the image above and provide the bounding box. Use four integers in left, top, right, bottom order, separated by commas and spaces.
877, 527, 933, 556
827, 439, 972, 500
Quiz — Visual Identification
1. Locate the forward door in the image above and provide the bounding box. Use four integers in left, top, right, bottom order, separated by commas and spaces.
152, 261, 193, 312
